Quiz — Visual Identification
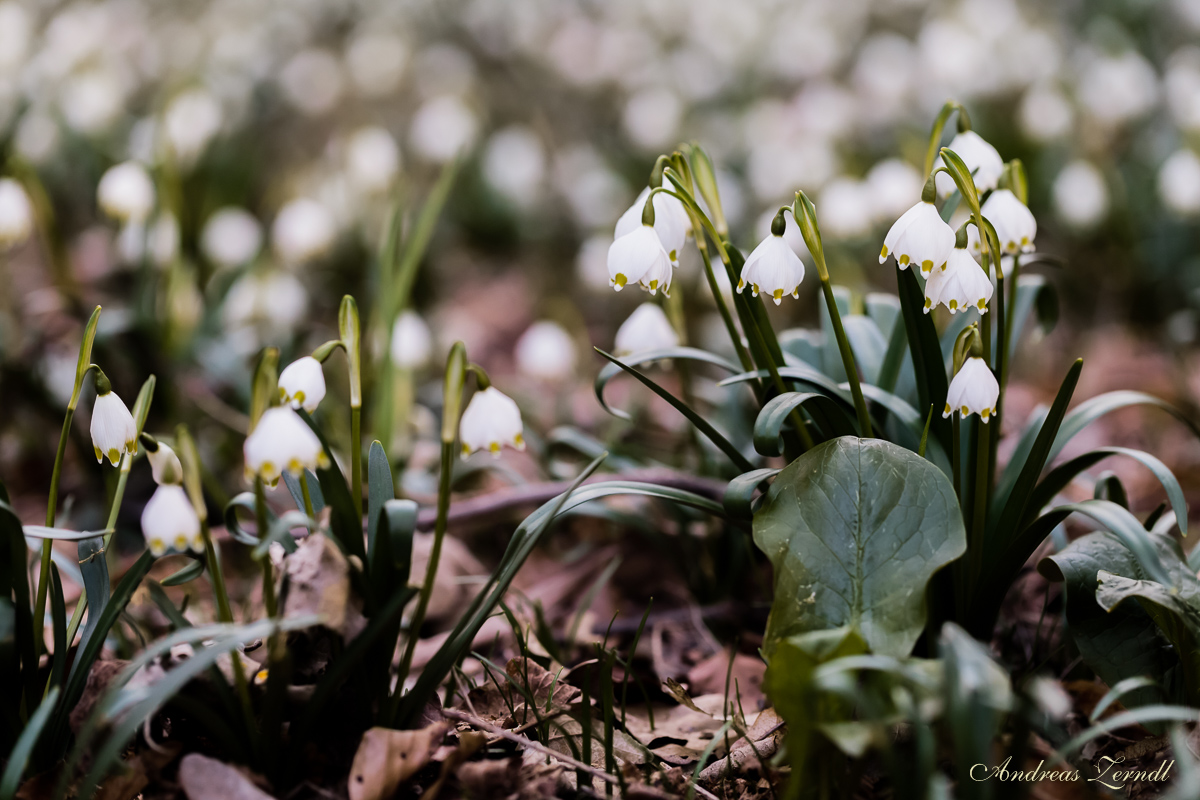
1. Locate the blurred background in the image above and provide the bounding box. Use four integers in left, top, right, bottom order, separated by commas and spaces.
3, 0, 1200, 541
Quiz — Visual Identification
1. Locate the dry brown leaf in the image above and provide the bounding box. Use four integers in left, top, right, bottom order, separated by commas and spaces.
410, 532, 487, 627
282, 532, 365, 640
347, 722, 449, 800
464, 657, 581, 729
686, 649, 766, 712
542, 715, 648, 768
178, 753, 276, 800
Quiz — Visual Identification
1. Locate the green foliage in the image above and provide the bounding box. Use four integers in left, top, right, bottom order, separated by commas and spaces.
754, 437, 966, 657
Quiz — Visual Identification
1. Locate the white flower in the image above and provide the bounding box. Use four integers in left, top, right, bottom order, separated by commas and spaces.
614, 303, 679, 356
459, 387, 525, 458
243, 406, 328, 486
97, 162, 155, 223
147, 442, 183, 486
278, 356, 326, 413
1158, 148, 1200, 215
737, 234, 806, 305
515, 321, 576, 381
1053, 160, 1109, 229
866, 159, 924, 223
149, 212, 180, 268
222, 271, 309, 340
0, 178, 34, 249
164, 89, 223, 167
483, 126, 546, 207
409, 95, 478, 163
201, 207, 263, 269
141, 484, 202, 557
91, 390, 138, 466
390, 311, 433, 368
272, 198, 336, 265
880, 201, 955, 275
935, 131, 1004, 196
924, 249, 993, 315
614, 187, 690, 264
981, 189, 1037, 254
606, 225, 674, 296
345, 126, 401, 195
944, 357, 999, 422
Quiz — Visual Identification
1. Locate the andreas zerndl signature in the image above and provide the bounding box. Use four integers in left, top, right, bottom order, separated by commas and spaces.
971, 756, 1175, 790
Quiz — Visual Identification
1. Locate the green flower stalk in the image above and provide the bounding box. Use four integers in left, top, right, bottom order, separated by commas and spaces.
792, 192, 874, 439
33, 306, 100, 655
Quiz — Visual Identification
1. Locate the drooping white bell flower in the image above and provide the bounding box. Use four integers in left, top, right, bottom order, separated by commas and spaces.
980, 189, 1036, 254
390, 311, 433, 369
0, 178, 34, 249
515, 321, 577, 381
91, 386, 138, 466
935, 131, 1004, 196
459, 386, 525, 458
614, 303, 679, 356
606, 225, 674, 296
737, 233, 806, 305
141, 484, 203, 557
97, 161, 155, 222
147, 441, 183, 486
880, 201, 955, 275
614, 186, 690, 264
271, 198, 336, 265
201, 207, 263, 269
924, 248, 993, 315
944, 357, 999, 422
278, 356, 326, 413
243, 406, 328, 486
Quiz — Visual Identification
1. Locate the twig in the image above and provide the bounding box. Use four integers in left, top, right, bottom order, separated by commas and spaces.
415, 469, 728, 531
441, 708, 619, 785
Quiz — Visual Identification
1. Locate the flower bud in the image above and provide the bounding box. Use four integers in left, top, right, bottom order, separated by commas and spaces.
142, 436, 183, 486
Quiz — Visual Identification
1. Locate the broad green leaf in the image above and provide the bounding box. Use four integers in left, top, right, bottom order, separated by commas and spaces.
841, 315, 888, 385
366, 440, 394, 567
778, 328, 824, 371
754, 437, 966, 657
76, 536, 109, 665
1040, 531, 1186, 709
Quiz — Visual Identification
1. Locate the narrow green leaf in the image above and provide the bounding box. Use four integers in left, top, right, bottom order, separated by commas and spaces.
754, 392, 855, 456
723, 468, 780, 520
1049, 391, 1200, 467
1090, 676, 1163, 723
1057, 706, 1199, 757
160, 558, 206, 587
594, 346, 740, 420
48, 566, 66, 692
595, 349, 754, 472
282, 470, 324, 515
367, 440, 394, 566
75, 537, 109, 668
0, 686, 59, 800
297, 409, 367, 563
896, 266, 951, 454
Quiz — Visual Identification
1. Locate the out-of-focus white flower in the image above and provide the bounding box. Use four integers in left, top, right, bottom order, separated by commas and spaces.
944, 357, 999, 422
59, 68, 125, 135
410, 96, 478, 163
0, 2, 32, 73
164, 89, 223, 166
345, 31, 408, 98
390, 311, 433, 369
576, 234, 615, 292
222, 270, 309, 337
880, 201, 955, 275
147, 442, 183, 486
98, 162, 155, 223
1158, 148, 1200, 215
278, 356, 326, 413
614, 302, 679, 356
614, 187, 690, 264
738, 232, 806, 304
607, 225, 673, 296
91, 388, 137, 466
141, 484, 202, 557
866, 159, 924, 223
0, 177, 34, 249
279, 48, 344, 117
459, 386, 525, 457
554, 144, 627, 228
622, 86, 684, 151
1053, 160, 1109, 228
936, 131, 1004, 196
483, 126, 545, 207
981, 189, 1036, 254
15, 111, 60, 164
149, 212, 180, 267
816, 178, 872, 239
924, 248, 993, 315
1077, 50, 1159, 127
515, 321, 576, 381
1165, 48, 1200, 132
345, 126, 400, 195
201, 207, 262, 269
272, 198, 335, 265
1019, 85, 1074, 142
243, 406, 328, 486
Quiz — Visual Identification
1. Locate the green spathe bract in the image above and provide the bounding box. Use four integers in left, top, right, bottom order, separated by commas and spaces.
755, 437, 966, 658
